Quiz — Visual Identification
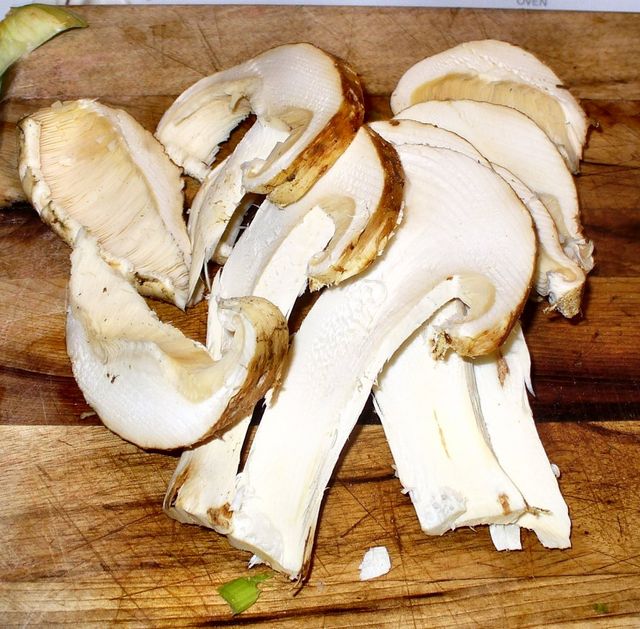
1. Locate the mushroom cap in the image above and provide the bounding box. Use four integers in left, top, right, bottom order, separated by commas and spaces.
391, 39, 588, 173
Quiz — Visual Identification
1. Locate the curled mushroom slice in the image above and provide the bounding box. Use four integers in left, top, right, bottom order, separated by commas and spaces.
66, 231, 288, 451
156, 43, 364, 299
164, 126, 404, 532
473, 326, 571, 550
396, 100, 594, 273
374, 119, 585, 317
18, 99, 191, 308
226, 144, 536, 578
157, 43, 363, 194
391, 39, 588, 173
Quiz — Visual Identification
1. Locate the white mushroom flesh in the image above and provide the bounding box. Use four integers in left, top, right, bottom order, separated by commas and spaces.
18, 99, 191, 308
493, 165, 585, 317
390, 39, 588, 172
186, 123, 288, 298
371, 121, 575, 542
473, 325, 571, 549
226, 145, 536, 577
66, 231, 288, 451
164, 126, 404, 532
395, 100, 593, 272
157, 43, 364, 299
374, 301, 526, 535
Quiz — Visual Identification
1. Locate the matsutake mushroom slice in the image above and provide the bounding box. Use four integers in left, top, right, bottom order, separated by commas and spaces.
370, 119, 577, 536
18, 99, 191, 309
374, 301, 527, 534
396, 100, 594, 273
391, 39, 588, 173
164, 126, 404, 532
66, 231, 288, 451
493, 166, 585, 318
156, 43, 364, 299
473, 326, 571, 550
157, 43, 363, 192
374, 119, 585, 317
226, 144, 536, 578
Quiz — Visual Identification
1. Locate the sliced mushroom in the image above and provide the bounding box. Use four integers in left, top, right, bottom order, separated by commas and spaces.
391, 39, 588, 173
374, 301, 526, 534
379, 321, 570, 549
66, 231, 288, 451
372, 119, 576, 539
473, 325, 571, 550
493, 166, 585, 318
373, 119, 585, 317
18, 99, 191, 308
395, 100, 594, 273
156, 43, 364, 299
157, 43, 363, 193
164, 126, 404, 532
226, 144, 536, 577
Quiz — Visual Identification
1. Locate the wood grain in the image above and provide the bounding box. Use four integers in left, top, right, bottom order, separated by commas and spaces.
1, 423, 638, 626
1, 5, 639, 626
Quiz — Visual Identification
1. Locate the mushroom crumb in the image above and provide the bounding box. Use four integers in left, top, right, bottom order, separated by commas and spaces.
359, 546, 391, 581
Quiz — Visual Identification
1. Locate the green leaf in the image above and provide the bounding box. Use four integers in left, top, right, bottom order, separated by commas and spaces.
0, 3, 87, 78
593, 602, 609, 614
217, 573, 272, 615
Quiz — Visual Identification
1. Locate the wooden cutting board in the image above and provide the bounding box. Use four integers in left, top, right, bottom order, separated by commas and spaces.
1, 6, 639, 626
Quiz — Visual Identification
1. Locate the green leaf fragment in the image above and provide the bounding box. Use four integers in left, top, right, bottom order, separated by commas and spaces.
0, 3, 87, 77
593, 602, 609, 614
217, 573, 272, 615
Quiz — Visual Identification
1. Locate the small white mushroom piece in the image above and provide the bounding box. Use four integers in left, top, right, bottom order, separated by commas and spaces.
164, 126, 404, 532
395, 100, 593, 273
390, 39, 589, 173
226, 143, 536, 578
18, 99, 191, 308
66, 231, 288, 451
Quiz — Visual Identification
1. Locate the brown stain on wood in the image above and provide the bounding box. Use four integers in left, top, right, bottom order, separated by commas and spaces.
0, 6, 639, 626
